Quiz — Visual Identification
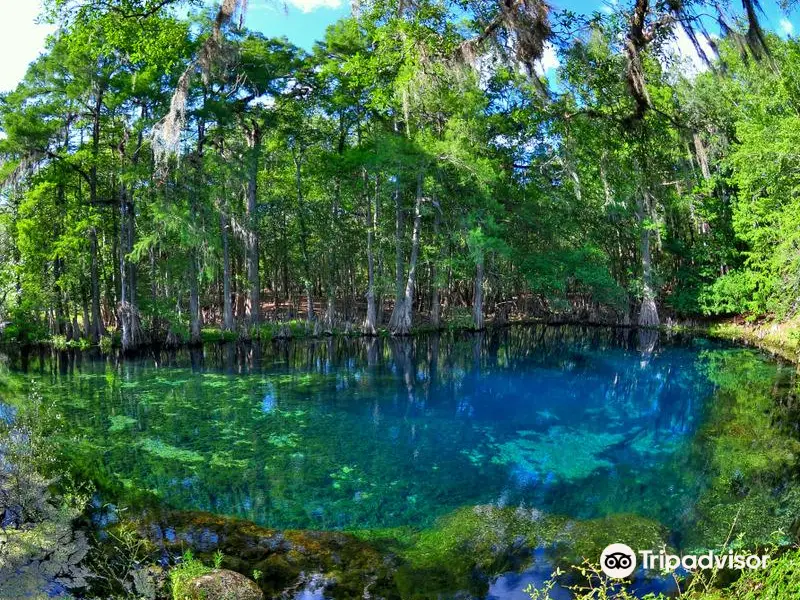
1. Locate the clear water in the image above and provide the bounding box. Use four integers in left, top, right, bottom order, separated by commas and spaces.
4, 325, 795, 549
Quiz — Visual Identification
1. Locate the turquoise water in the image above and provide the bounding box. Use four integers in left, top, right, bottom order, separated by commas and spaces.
4, 325, 800, 598
5, 325, 792, 547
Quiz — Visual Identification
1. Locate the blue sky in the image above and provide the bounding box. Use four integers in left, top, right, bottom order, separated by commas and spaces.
0, 0, 798, 92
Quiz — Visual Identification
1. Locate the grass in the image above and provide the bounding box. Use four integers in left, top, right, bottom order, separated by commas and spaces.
200, 328, 238, 343
705, 320, 800, 362
667, 318, 800, 364
169, 550, 223, 600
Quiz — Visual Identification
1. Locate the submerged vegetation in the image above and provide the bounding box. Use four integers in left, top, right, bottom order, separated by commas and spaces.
1, 327, 800, 598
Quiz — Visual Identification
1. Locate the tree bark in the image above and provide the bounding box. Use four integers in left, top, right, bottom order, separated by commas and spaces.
189, 253, 201, 344
118, 126, 142, 352
245, 122, 261, 329
389, 171, 424, 335
88, 84, 106, 344
118, 183, 141, 352
89, 227, 104, 342
188, 117, 205, 346
473, 255, 485, 330
637, 190, 659, 327
388, 175, 405, 329
221, 210, 234, 332
363, 169, 377, 335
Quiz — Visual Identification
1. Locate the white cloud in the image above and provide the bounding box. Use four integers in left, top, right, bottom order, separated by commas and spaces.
600, 0, 618, 15
534, 42, 559, 77
780, 18, 794, 36
0, 0, 54, 92
667, 24, 715, 77
285, 0, 343, 13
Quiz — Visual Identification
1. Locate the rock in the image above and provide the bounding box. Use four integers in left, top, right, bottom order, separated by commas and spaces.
185, 569, 263, 600
141, 510, 397, 597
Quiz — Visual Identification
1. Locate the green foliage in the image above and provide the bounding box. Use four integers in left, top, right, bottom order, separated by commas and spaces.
99, 336, 113, 354
169, 551, 212, 600
51, 334, 69, 351
0, 389, 94, 597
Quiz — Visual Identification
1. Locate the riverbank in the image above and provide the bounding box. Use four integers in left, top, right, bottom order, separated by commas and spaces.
695, 319, 800, 364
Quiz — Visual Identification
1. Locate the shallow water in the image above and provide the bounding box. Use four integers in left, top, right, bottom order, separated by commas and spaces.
1, 325, 798, 597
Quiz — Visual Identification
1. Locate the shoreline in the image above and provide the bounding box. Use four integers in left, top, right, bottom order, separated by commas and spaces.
679, 320, 800, 364
5, 317, 800, 365
5, 315, 800, 363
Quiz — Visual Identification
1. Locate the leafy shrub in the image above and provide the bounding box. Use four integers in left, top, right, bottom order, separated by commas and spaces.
51, 334, 68, 350
200, 328, 237, 343
445, 308, 475, 331
700, 270, 764, 316
99, 336, 113, 354
169, 551, 212, 600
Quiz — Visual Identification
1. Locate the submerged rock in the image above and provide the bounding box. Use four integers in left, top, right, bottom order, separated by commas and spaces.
141, 510, 397, 598
184, 569, 263, 600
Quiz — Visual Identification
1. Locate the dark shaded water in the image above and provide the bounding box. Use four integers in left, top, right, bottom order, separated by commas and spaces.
1, 325, 798, 598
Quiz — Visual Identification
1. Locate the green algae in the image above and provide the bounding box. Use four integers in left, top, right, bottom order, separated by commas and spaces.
683, 349, 800, 550
108, 414, 138, 432
348, 503, 669, 598
137, 438, 205, 465
489, 427, 626, 481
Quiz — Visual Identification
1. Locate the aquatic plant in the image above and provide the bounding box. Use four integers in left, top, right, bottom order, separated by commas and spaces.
684, 350, 800, 549
489, 427, 626, 482
137, 438, 204, 465
108, 415, 138, 433
356, 504, 667, 597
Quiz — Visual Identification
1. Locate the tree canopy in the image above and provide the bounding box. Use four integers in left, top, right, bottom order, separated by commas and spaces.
1, 0, 798, 348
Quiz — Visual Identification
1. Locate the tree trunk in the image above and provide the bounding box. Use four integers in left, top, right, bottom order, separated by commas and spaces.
293, 147, 314, 322
363, 170, 377, 335
388, 176, 405, 329
188, 117, 205, 345
473, 255, 485, 330
118, 126, 142, 353
389, 171, 423, 335
118, 183, 141, 352
81, 291, 91, 341
221, 211, 234, 332
430, 205, 441, 328
637, 190, 659, 328
189, 254, 201, 344
245, 123, 261, 329
87, 85, 106, 344
89, 227, 104, 342
375, 176, 384, 326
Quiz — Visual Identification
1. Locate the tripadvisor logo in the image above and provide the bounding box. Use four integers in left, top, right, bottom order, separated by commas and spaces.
600, 543, 637, 578
600, 544, 769, 579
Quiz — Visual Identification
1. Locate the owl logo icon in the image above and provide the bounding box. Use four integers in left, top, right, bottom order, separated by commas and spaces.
600, 543, 637, 579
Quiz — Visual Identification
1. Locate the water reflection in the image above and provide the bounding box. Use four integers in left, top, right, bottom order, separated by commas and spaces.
0, 326, 780, 538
